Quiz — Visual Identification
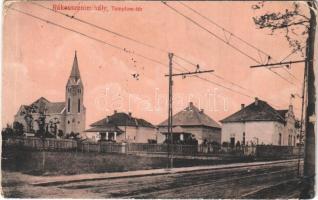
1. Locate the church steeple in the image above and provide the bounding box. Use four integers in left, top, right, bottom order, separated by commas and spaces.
69, 51, 81, 82
65, 51, 85, 136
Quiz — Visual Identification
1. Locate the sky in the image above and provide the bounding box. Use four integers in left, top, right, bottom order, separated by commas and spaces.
2, 1, 307, 128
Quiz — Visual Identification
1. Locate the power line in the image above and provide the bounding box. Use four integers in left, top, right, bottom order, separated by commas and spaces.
31, 2, 271, 100
7, 6, 168, 68
8, 5, 290, 110
178, 1, 301, 82
162, 1, 297, 85
30, 2, 205, 73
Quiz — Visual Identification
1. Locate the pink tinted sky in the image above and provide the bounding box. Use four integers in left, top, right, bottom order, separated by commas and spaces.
2, 1, 307, 128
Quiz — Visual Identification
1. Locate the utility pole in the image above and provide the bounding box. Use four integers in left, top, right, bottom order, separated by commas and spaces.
301, 2, 316, 198
166, 52, 214, 169
249, 2, 316, 197
168, 52, 174, 169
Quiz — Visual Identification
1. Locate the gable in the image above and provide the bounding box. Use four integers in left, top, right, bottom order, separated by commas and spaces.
158, 103, 221, 129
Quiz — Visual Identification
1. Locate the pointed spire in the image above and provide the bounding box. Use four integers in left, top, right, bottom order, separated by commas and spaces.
70, 51, 81, 81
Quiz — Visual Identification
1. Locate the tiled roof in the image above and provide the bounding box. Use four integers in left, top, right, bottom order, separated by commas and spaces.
158, 102, 221, 129
159, 126, 191, 134
85, 125, 123, 133
46, 102, 65, 114
90, 112, 155, 128
220, 99, 285, 123
28, 97, 65, 114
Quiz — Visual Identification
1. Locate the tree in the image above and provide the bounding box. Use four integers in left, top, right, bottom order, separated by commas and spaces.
2, 124, 14, 139
252, 2, 310, 55
20, 104, 38, 133
12, 121, 24, 136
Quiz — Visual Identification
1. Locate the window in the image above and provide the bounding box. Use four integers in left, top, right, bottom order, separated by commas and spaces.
78, 99, 81, 113
67, 120, 70, 124
242, 132, 246, 145
67, 98, 70, 112
78, 89, 81, 94
278, 133, 282, 146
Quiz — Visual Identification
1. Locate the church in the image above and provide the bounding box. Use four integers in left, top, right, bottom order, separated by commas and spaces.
14, 52, 86, 138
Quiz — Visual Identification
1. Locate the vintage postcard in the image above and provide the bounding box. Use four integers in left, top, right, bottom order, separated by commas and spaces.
1, 0, 316, 199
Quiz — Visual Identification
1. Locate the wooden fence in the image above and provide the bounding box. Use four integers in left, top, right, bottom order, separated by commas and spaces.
2, 137, 303, 158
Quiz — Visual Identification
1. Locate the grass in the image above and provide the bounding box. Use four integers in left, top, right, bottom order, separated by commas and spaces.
2, 146, 254, 176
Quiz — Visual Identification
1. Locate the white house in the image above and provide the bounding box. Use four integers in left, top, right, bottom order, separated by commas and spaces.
220, 98, 298, 146
84, 111, 157, 143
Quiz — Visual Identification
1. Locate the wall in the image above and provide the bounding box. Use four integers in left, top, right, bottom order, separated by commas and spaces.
221, 121, 285, 146
117, 126, 157, 143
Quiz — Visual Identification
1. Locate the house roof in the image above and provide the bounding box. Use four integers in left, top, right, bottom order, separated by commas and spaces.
160, 126, 192, 134
85, 125, 124, 133
220, 99, 286, 123
158, 102, 221, 129
90, 112, 156, 128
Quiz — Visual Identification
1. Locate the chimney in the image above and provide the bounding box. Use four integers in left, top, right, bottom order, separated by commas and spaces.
189, 102, 194, 107
114, 110, 117, 114
241, 104, 245, 109
200, 109, 204, 113
128, 112, 132, 117
255, 97, 259, 106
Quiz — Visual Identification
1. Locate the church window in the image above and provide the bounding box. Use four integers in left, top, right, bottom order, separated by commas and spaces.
67, 98, 70, 112
278, 133, 282, 146
78, 99, 81, 113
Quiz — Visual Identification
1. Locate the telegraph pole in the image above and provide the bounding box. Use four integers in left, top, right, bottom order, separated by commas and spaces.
166, 53, 214, 169
168, 52, 174, 169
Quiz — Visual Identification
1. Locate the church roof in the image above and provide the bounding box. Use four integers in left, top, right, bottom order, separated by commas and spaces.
24, 97, 65, 114
46, 102, 65, 114
158, 102, 221, 129
220, 98, 286, 123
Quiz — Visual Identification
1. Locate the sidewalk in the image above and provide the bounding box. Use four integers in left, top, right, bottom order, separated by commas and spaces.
32, 159, 299, 186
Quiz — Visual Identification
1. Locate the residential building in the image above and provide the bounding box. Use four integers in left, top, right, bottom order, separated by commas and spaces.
14, 52, 86, 137
85, 111, 157, 143
157, 102, 221, 144
220, 97, 298, 146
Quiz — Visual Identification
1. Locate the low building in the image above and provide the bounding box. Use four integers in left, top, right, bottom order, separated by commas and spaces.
220, 98, 298, 146
157, 102, 221, 144
85, 111, 157, 143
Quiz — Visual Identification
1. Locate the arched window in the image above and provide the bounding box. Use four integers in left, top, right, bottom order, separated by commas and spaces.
278, 133, 282, 146
78, 99, 81, 113
68, 98, 71, 112
242, 132, 246, 145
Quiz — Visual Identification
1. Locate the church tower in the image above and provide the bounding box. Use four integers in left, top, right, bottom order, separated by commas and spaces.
65, 51, 86, 136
